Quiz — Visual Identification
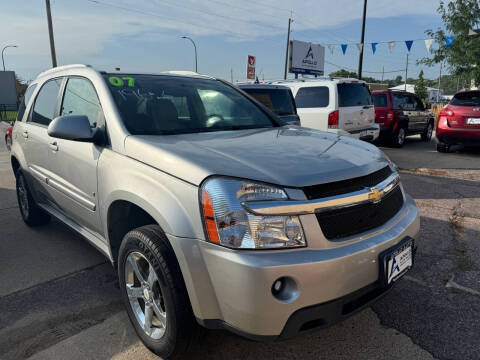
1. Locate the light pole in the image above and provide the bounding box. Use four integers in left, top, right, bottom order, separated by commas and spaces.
2, 45, 18, 71
181, 36, 197, 73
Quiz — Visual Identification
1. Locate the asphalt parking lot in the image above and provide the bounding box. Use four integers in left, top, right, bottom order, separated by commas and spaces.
1, 123, 479, 360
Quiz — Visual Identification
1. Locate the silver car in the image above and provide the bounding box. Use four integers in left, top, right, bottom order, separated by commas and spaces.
10, 65, 419, 359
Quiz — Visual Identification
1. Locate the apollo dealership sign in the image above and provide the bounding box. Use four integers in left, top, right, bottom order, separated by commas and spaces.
289, 40, 325, 76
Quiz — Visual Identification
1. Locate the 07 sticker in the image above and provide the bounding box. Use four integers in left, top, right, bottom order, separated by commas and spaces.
108, 76, 135, 87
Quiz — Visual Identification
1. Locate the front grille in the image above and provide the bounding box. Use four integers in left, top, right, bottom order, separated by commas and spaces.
316, 186, 404, 240
303, 166, 393, 200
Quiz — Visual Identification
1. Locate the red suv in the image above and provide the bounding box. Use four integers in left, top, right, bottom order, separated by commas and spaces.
372, 90, 434, 147
436, 90, 480, 152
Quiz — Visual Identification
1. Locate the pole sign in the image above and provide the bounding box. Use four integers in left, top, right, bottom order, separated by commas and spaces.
0, 71, 17, 107
289, 40, 325, 76
246, 55, 256, 80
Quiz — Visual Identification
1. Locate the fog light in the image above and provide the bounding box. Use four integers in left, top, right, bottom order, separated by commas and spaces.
271, 277, 299, 303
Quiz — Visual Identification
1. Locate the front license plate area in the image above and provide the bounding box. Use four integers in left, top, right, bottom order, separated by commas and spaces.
379, 237, 414, 287
467, 117, 480, 125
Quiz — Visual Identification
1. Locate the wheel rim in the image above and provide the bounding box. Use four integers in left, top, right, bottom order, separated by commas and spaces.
17, 175, 29, 218
427, 124, 433, 139
398, 128, 405, 145
125, 252, 167, 339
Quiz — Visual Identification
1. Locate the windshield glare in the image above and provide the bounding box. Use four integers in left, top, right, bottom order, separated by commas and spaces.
104, 74, 276, 135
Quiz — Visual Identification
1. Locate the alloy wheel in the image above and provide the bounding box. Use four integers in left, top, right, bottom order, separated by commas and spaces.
125, 252, 167, 339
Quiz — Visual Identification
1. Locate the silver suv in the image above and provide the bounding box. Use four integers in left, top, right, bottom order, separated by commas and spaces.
10, 65, 419, 359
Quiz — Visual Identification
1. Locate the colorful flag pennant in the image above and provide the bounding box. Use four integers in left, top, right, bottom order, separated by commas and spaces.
356, 43, 363, 52
328, 44, 334, 54
341, 44, 348, 55
468, 29, 477, 36
371, 42, 378, 54
388, 41, 395, 53
405, 40, 414, 52
445, 36, 455, 47
424, 39, 433, 52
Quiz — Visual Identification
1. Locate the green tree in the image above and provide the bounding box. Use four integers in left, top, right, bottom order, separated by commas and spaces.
328, 69, 357, 78
414, 70, 428, 101
419, 0, 480, 85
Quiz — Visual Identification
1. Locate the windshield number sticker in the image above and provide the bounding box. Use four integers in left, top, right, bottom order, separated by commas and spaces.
109, 76, 135, 87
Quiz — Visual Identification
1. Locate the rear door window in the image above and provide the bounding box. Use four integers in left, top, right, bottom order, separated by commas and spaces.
31, 79, 63, 126
243, 88, 296, 115
16, 84, 37, 122
372, 93, 387, 107
295, 86, 329, 108
393, 93, 407, 109
450, 91, 480, 106
337, 83, 372, 107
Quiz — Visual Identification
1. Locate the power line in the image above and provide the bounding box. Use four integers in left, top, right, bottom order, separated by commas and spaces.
325, 60, 403, 74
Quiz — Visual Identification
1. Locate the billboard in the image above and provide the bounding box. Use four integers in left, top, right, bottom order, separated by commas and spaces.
246, 55, 256, 80
289, 40, 325, 76
0, 71, 17, 106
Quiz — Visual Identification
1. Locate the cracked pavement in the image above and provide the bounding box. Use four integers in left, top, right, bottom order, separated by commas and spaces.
1, 124, 479, 360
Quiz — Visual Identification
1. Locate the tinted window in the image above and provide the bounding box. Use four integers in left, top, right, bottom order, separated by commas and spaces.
61, 78, 102, 127
450, 91, 480, 106
402, 96, 415, 110
393, 94, 407, 109
295, 86, 329, 108
372, 93, 387, 107
242, 88, 296, 115
16, 84, 37, 122
31, 79, 62, 126
104, 74, 275, 135
411, 95, 424, 110
337, 83, 372, 107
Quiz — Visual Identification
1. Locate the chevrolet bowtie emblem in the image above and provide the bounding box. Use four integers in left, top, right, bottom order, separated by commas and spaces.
368, 188, 384, 203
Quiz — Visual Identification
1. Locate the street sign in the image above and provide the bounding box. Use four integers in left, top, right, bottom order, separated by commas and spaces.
0, 71, 17, 106
289, 40, 325, 76
247, 55, 256, 80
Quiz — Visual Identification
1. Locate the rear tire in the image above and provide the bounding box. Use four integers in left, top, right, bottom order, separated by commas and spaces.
437, 142, 450, 153
5, 135, 11, 152
16, 170, 51, 226
118, 225, 199, 360
421, 121, 434, 142
391, 126, 406, 148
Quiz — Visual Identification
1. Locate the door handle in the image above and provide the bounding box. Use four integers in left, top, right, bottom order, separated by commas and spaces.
22, 131, 28, 138
49, 142, 58, 151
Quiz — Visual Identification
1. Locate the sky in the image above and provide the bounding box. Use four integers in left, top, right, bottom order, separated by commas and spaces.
0, 0, 445, 83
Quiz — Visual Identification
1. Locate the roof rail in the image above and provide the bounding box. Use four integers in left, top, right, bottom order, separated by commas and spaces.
37, 64, 91, 78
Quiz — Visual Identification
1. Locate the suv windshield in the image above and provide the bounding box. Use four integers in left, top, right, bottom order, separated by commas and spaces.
338, 83, 372, 107
103, 74, 276, 135
241, 88, 296, 116
450, 91, 480, 106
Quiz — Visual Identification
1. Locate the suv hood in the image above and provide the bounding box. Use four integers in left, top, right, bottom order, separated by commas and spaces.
124, 126, 390, 187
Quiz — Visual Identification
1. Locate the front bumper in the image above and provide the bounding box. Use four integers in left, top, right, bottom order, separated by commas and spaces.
169, 193, 419, 339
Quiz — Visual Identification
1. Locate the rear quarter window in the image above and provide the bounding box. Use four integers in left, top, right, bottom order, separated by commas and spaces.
337, 83, 372, 107
295, 86, 329, 108
372, 94, 387, 107
450, 92, 480, 106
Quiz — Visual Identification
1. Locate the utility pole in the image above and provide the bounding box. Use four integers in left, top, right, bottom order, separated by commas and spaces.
45, 0, 57, 68
437, 62, 443, 103
381, 65, 384, 82
404, 53, 409, 91
283, 17, 292, 80
357, 0, 367, 79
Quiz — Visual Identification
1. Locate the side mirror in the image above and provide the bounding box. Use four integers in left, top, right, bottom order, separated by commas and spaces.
48, 115, 99, 143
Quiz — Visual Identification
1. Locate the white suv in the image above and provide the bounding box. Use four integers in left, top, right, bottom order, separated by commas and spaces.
269, 78, 380, 141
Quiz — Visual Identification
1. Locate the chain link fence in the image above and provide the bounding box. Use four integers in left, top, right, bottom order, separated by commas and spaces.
0, 104, 18, 123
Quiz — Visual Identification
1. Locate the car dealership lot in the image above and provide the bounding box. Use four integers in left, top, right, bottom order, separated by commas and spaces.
0, 122, 479, 360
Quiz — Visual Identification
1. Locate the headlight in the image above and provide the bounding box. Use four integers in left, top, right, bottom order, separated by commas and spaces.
200, 177, 306, 249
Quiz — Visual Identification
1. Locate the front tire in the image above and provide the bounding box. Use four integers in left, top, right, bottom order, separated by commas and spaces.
118, 225, 198, 359
437, 142, 450, 153
391, 126, 406, 148
16, 170, 51, 226
421, 121, 434, 142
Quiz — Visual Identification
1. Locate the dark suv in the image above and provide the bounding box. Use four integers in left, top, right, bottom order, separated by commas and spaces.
372, 90, 434, 147
238, 84, 300, 125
